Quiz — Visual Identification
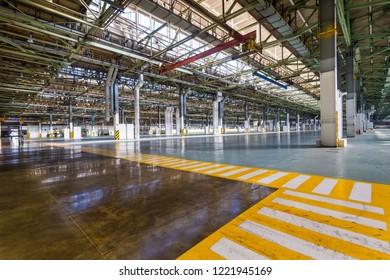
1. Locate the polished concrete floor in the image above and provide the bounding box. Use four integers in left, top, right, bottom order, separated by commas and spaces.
1, 129, 389, 259
81, 130, 389, 184
137, 130, 390, 184
0, 142, 274, 259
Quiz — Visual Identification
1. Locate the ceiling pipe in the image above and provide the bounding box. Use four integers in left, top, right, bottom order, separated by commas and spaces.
253, 71, 288, 89
17, 0, 103, 30
162, 31, 256, 73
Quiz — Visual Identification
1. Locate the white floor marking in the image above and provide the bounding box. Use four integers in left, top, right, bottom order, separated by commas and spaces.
272, 197, 387, 230
169, 162, 200, 168
156, 159, 183, 164
210, 238, 269, 260
283, 175, 311, 189
349, 182, 372, 203
192, 164, 222, 172
181, 162, 211, 169
258, 172, 288, 184
283, 190, 383, 214
220, 168, 251, 177
160, 160, 189, 166
258, 207, 390, 255
312, 178, 338, 195
237, 169, 268, 180
239, 220, 354, 260
205, 166, 235, 174
153, 158, 179, 163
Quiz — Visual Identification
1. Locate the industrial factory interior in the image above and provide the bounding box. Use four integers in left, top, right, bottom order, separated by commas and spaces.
0, 0, 390, 260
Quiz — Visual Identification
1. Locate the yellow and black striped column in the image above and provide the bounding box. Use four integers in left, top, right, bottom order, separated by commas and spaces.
115, 130, 120, 140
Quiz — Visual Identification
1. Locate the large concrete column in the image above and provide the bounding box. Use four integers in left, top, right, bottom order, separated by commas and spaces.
105, 66, 115, 122
49, 109, 53, 138
213, 92, 222, 135
244, 101, 250, 133
175, 108, 180, 135
275, 110, 280, 132
319, 0, 343, 147
91, 111, 95, 137
69, 102, 73, 139
296, 113, 300, 132
346, 46, 356, 137
38, 122, 42, 138
112, 80, 119, 140
165, 107, 174, 136
286, 112, 290, 132
157, 106, 161, 135
134, 74, 144, 140
121, 106, 126, 124
257, 114, 262, 132
179, 89, 188, 135
219, 96, 225, 133
263, 108, 268, 132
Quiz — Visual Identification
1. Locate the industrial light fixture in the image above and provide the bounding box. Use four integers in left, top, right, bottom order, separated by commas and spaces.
27, 33, 34, 44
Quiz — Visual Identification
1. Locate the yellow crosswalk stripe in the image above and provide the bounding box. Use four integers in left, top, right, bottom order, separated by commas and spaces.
61, 146, 390, 259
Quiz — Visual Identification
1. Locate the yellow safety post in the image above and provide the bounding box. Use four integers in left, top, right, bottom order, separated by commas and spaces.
115, 130, 120, 140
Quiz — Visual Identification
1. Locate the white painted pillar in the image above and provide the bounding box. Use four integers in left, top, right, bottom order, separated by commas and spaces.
346, 46, 356, 138
213, 99, 219, 135
134, 74, 144, 140
286, 112, 290, 132
165, 107, 174, 136
176, 108, 180, 135
38, 122, 42, 138
213, 92, 222, 135
319, 0, 344, 146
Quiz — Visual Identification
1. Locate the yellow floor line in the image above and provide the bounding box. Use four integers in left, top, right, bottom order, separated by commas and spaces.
179, 188, 390, 260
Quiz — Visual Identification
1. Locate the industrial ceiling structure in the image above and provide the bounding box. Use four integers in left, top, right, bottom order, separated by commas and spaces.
0, 0, 389, 127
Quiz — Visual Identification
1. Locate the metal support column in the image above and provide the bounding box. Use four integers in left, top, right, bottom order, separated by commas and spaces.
263, 108, 268, 132
38, 122, 42, 138
296, 113, 300, 132
213, 92, 222, 135
286, 112, 290, 132
121, 106, 126, 124
346, 46, 356, 137
112, 80, 119, 140
175, 108, 180, 135
91, 111, 95, 137
244, 101, 250, 133
165, 107, 174, 136
319, 0, 343, 147
219, 96, 225, 133
157, 106, 161, 135
69, 102, 73, 139
179, 89, 188, 136
275, 110, 280, 132
49, 110, 53, 138
134, 74, 144, 140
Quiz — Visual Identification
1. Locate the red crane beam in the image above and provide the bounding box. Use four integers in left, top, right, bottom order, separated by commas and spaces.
161, 30, 256, 74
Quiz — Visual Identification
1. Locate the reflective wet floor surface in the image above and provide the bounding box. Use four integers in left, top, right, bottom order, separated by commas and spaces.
0, 144, 275, 259
1, 130, 389, 260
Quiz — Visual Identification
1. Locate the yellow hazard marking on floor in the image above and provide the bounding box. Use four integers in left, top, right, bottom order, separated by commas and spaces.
178, 188, 390, 260
45, 144, 390, 259
75, 147, 390, 208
